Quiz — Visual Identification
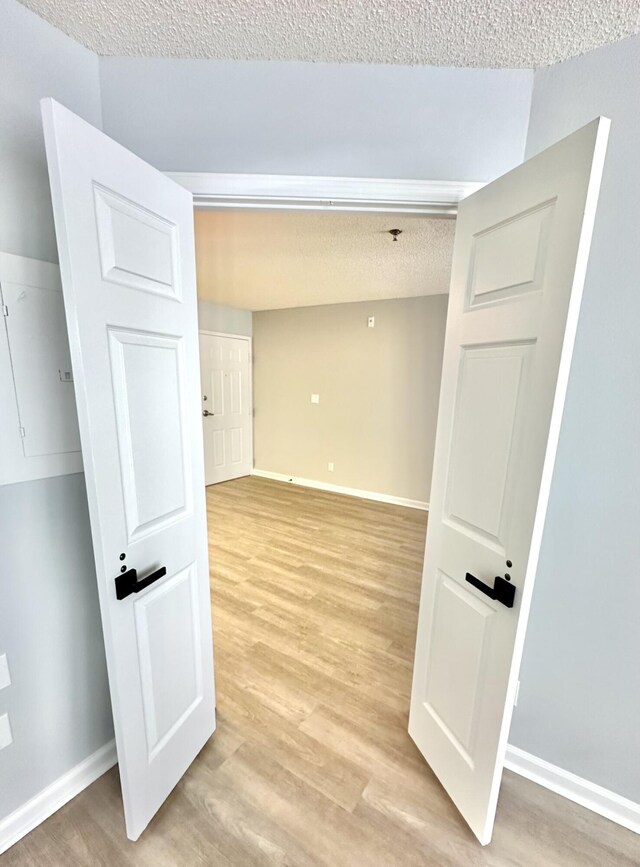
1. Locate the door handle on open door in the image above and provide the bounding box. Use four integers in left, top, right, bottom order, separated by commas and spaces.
465, 572, 516, 608
115, 566, 167, 600
202, 410, 215, 417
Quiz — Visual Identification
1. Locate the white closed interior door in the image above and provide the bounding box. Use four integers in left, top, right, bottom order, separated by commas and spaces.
199, 333, 252, 485
409, 118, 609, 844
42, 99, 215, 841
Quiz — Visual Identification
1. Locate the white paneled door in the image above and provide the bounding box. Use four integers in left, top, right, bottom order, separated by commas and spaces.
199, 332, 252, 485
409, 118, 609, 844
42, 99, 215, 840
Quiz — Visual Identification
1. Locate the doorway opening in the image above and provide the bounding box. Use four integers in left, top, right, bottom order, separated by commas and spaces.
193, 202, 456, 853
194, 207, 454, 499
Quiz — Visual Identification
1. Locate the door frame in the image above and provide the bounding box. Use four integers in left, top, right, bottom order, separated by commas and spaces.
189, 168, 555, 835
183, 173, 476, 489
186, 170, 588, 822
199, 330, 253, 482
186, 172, 478, 495
167, 172, 483, 215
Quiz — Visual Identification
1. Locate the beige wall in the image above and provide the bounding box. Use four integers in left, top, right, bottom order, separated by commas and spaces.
253, 296, 447, 504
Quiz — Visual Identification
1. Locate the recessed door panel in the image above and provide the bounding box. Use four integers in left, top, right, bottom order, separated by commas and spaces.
444, 343, 532, 547
109, 329, 191, 540
94, 185, 180, 299
211, 369, 224, 416
229, 370, 241, 414
468, 201, 554, 307
135, 564, 203, 759
212, 430, 225, 468
424, 572, 494, 764
231, 428, 243, 464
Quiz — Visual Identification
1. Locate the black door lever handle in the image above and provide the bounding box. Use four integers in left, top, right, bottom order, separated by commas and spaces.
465, 572, 516, 608
115, 566, 167, 600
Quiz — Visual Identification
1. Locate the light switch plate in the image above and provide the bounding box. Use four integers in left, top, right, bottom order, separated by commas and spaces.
328, 462, 334, 472
311, 394, 320, 404
0, 654, 10, 690
0, 714, 12, 750
368, 316, 375, 328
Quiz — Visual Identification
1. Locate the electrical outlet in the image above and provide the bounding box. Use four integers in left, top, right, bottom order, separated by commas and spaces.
328, 462, 334, 472
368, 316, 375, 328
0, 714, 12, 750
0, 654, 10, 690
311, 394, 320, 404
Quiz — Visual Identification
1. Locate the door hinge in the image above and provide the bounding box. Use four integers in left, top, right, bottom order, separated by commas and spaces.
18, 426, 25, 438
1, 304, 8, 317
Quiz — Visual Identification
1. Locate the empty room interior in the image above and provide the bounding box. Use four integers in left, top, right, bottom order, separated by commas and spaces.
196, 208, 451, 861
195, 207, 451, 504
1, 1, 639, 865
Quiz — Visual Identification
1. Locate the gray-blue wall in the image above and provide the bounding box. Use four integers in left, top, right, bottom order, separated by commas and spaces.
0, 0, 113, 821
509, 34, 640, 803
0, 476, 113, 818
99, 57, 532, 181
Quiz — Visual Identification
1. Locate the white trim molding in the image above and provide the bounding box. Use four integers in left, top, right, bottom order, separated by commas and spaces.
252, 468, 428, 511
166, 172, 484, 215
198, 329, 252, 342
0, 740, 117, 855
505, 745, 640, 835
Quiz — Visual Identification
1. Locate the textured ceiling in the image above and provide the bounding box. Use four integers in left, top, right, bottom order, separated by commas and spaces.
18, 0, 640, 67
194, 210, 455, 310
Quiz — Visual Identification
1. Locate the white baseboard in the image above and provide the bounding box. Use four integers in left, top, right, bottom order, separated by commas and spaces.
0, 739, 117, 855
251, 469, 429, 511
505, 744, 640, 835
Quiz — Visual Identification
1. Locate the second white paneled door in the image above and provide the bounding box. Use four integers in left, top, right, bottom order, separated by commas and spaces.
408, 118, 609, 845
199, 332, 252, 485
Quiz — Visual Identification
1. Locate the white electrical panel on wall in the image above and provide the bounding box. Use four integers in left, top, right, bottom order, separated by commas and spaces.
0, 251, 82, 486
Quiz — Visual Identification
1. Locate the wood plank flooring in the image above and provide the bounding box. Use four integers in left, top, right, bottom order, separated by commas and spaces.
3, 476, 638, 865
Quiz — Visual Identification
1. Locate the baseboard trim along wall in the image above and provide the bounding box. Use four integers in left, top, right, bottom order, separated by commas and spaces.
251, 469, 429, 511
0, 739, 117, 855
505, 745, 640, 835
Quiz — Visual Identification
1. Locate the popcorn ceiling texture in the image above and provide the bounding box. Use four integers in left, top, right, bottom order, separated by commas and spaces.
17, 0, 640, 67
194, 210, 456, 310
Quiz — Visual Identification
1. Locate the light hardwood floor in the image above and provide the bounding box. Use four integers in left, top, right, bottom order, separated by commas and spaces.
4, 476, 638, 865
